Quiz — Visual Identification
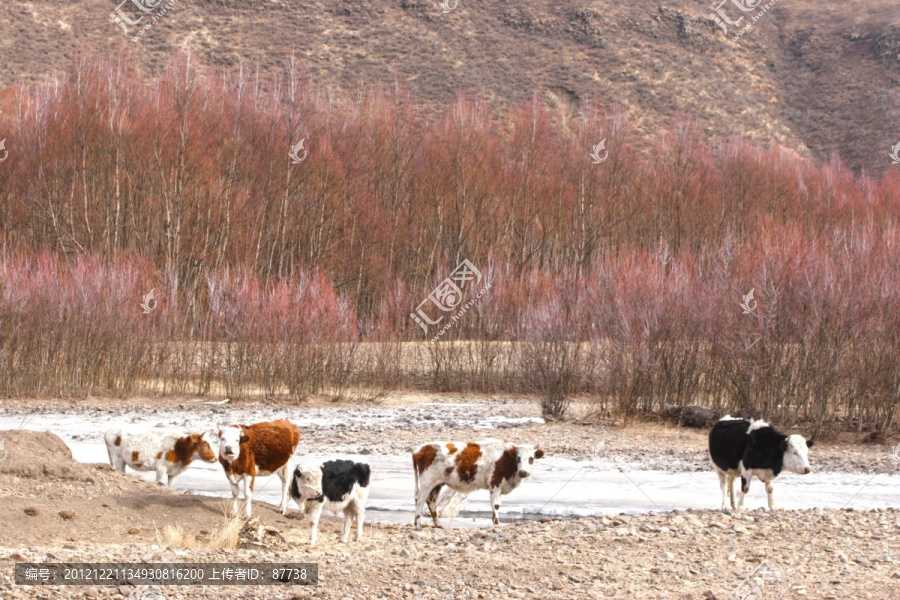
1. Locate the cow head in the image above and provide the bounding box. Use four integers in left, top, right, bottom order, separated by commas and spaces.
513, 445, 545, 478
191, 433, 218, 463
293, 462, 324, 499
782, 435, 813, 474
216, 424, 247, 462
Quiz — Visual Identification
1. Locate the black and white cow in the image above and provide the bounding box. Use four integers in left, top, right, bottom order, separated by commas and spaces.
291, 459, 370, 546
709, 416, 813, 511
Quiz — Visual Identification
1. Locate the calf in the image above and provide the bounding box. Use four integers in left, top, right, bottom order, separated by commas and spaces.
291, 459, 371, 546
709, 416, 813, 511
104, 428, 217, 485
412, 439, 544, 529
217, 419, 300, 518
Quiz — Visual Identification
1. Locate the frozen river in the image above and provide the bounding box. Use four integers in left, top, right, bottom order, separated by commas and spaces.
2, 412, 898, 527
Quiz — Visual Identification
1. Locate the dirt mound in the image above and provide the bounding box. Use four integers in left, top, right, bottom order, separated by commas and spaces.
0, 429, 175, 501
0, 429, 298, 548
0, 429, 94, 480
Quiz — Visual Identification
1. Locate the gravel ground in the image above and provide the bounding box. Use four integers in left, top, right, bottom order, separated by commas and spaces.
1, 394, 899, 599
1, 508, 898, 599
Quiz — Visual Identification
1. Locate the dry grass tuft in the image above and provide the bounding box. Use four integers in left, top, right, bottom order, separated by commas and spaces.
203, 515, 244, 551
160, 524, 198, 550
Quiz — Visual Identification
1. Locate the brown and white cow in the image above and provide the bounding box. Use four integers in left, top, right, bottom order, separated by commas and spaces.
104, 428, 217, 485
217, 419, 300, 518
412, 439, 545, 529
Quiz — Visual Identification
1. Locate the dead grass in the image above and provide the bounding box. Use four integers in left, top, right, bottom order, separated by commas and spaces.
157, 499, 244, 551
203, 516, 243, 551
159, 523, 198, 550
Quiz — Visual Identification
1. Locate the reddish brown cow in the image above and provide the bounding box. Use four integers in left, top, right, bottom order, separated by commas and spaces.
217, 419, 300, 518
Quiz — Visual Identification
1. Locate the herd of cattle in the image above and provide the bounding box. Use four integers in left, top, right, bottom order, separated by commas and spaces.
103, 415, 813, 545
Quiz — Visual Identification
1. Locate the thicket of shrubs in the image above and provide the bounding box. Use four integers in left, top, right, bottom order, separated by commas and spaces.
0, 52, 898, 437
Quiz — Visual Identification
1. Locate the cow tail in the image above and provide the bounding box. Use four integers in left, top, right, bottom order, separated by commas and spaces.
104, 430, 115, 466
290, 473, 300, 500
412, 453, 419, 501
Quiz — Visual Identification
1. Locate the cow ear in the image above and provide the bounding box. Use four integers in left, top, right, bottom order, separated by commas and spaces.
534, 449, 544, 459
806, 440, 814, 448
781, 438, 789, 451
239, 435, 249, 444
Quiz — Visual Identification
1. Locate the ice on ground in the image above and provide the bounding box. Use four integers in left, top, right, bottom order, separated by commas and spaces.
2, 413, 898, 527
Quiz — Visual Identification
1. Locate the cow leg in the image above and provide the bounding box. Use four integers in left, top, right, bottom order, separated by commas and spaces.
354, 502, 365, 541
737, 470, 752, 510
765, 479, 776, 510
110, 454, 127, 473
716, 469, 729, 511
277, 466, 291, 515
413, 487, 425, 530
489, 487, 503, 526
340, 507, 353, 543
414, 478, 437, 530
426, 484, 444, 528
226, 474, 241, 517
155, 465, 168, 485
727, 474, 737, 510
243, 475, 254, 518
307, 503, 323, 546
345, 493, 365, 542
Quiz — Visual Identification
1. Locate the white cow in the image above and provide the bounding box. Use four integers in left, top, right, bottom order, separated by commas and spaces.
412, 439, 544, 529
104, 428, 217, 485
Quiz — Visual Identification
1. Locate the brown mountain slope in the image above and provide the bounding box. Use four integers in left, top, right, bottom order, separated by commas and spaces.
1, 0, 898, 173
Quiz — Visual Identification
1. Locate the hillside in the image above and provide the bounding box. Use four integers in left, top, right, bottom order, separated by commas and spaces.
0, 0, 898, 173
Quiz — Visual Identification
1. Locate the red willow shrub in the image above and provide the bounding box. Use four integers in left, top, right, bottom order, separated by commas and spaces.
0, 253, 360, 401
0, 51, 898, 435
0, 251, 161, 397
